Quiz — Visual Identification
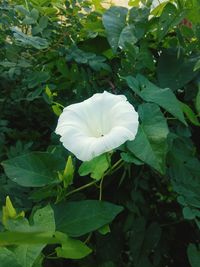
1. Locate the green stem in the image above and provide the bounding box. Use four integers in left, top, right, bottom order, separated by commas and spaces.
104, 158, 123, 176
99, 176, 104, 201
65, 180, 97, 197
84, 232, 92, 244
65, 158, 124, 199
99, 158, 124, 200
52, 101, 65, 108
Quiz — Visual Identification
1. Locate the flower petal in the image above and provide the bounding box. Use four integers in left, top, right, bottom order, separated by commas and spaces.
55, 91, 139, 161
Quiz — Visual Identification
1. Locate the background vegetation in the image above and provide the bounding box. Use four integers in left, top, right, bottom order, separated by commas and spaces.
0, 0, 200, 266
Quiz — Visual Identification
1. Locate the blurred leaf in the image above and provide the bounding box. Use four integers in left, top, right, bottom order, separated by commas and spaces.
196, 86, 200, 115
26, 71, 50, 88
169, 136, 200, 208
30, 8, 39, 21
98, 224, 111, 235
15, 5, 29, 16
38, 16, 48, 30
183, 207, 196, 220
0, 248, 22, 267
180, 102, 200, 126
129, 217, 146, 264
194, 59, 200, 71
11, 27, 49, 49
187, 244, 200, 267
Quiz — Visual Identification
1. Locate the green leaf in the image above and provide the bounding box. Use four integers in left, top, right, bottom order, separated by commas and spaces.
129, 217, 146, 264
183, 207, 196, 220
118, 25, 138, 49
143, 222, 161, 251
12, 27, 49, 49
78, 153, 110, 180
38, 16, 48, 30
26, 71, 50, 88
102, 6, 128, 52
196, 86, 200, 115
0, 248, 22, 267
0, 61, 17, 68
187, 244, 200, 267
125, 74, 186, 124
52, 104, 62, 116
98, 224, 111, 235
127, 103, 169, 174
55, 232, 91, 259
11, 206, 55, 267
157, 3, 184, 40
1, 152, 65, 187
157, 49, 198, 90
23, 16, 35, 25
13, 245, 44, 267
169, 136, 200, 208
180, 102, 200, 126
120, 152, 144, 165
33, 205, 56, 232
53, 200, 123, 237
193, 59, 200, 71
15, 5, 29, 16
30, 8, 39, 21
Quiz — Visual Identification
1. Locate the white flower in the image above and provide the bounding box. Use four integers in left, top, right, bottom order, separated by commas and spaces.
55, 91, 139, 161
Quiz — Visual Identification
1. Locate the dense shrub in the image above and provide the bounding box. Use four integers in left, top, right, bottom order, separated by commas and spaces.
0, 0, 200, 266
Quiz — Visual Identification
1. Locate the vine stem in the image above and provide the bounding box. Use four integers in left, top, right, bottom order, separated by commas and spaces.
65, 180, 97, 197
99, 176, 104, 201
65, 158, 124, 198
104, 158, 123, 176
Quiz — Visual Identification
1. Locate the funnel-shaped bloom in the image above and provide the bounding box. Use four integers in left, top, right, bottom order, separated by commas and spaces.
55, 91, 139, 161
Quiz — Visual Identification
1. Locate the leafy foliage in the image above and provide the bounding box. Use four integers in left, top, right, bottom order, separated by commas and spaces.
0, 0, 200, 266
